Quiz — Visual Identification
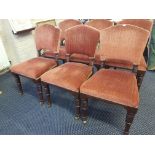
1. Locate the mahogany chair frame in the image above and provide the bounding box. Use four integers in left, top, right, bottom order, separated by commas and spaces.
80, 24, 149, 135
11, 50, 59, 106
116, 20, 153, 89
80, 63, 139, 135
42, 55, 95, 118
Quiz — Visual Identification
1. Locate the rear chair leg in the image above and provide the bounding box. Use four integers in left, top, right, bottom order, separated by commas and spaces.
35, 79, 44, 105
12, 73, 23, 95
81, 96, 88, 124
137, 71, 145, 90
124, 107, 138, 135
74, 93, 81, 120
43, 83, 52, 107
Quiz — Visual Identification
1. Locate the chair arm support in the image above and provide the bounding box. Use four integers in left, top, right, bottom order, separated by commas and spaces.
66, 53, 70, 62
89, 57, 95, 66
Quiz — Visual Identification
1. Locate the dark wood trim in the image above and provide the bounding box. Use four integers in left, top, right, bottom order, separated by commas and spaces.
43, 82, 52, 107
132, 64, 138, 75
137, 70, 146, 90
37, 50, 42, 56
73, 93, 81, 120
81, 94, 88, 124
80, 91, 138, 134
12, 73, 23, 95
11, 73, 46, 105
34, 79, 44, 105
124, 107, 138, 135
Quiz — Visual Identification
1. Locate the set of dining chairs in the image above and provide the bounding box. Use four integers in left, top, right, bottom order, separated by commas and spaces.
10, 19, 152, 134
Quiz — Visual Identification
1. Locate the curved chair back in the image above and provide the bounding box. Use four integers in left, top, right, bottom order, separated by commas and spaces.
35, 24, 60, 52
117, 19, 153, 32
65, 25, 100, 57
59, 19, 82, 41
85, 19, 113, 30
99, 24, 149, 66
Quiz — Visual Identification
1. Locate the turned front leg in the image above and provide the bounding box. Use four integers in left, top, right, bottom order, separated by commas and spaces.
124, 107, 138, 135
81, 96, 88, 124
35, 79, 44, 105
74, 93, 81, 120
43, 83, 52, 107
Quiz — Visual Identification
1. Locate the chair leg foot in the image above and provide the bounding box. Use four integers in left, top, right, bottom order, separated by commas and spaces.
81, 95, 88, 124
43, 83, 52, 107
35, 79, 44, 104
124, 107, 138, 135
12, 73, 23, 95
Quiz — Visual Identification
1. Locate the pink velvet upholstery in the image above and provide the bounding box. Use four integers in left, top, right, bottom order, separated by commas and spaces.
11, 24, 60, 79
65, 25, 100, 57
41, 62, 92, 92
80, 69, 139, 108
99, 24, 149, 66
35, 24, 60, 52
10, 57, 57, 79
85, 19, 113, 30
58, 19, 82, 41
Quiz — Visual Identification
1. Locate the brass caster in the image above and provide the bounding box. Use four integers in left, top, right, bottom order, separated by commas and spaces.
75, 116, 80, 120
83, 120, 87, 124
40, 102, 44, 106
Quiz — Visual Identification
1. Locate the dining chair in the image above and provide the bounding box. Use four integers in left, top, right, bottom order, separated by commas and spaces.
116, 19, 153, 88
43, 19, 82, 62
10, 24, 60, 105
80, 24, 149, 134
41, 25, 100, 118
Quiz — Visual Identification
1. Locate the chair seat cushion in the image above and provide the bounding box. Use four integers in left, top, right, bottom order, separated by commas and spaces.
80, 69, 139, 108
41, 62, 92, 92
10, 57, 57, 79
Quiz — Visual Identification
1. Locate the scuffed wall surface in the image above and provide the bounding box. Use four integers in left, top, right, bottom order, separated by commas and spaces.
0, 19, 37, 65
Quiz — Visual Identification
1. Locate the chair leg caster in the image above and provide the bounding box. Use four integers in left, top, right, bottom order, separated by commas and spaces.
75, 116, 80, 120
19, 92, 23, 95
83, 120, 87, 124
40, 102, 44, 106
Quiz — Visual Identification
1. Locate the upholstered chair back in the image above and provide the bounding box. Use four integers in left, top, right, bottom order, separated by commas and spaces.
99, 24, 149, 65
117, 19, 153, 32
85, 19, 114, 30
59, 19, 82, 41
35, 24, 60, 52
65, 25, 100, 57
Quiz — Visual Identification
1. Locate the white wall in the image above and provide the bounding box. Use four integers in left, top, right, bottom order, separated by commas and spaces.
0, 19, 37, 65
